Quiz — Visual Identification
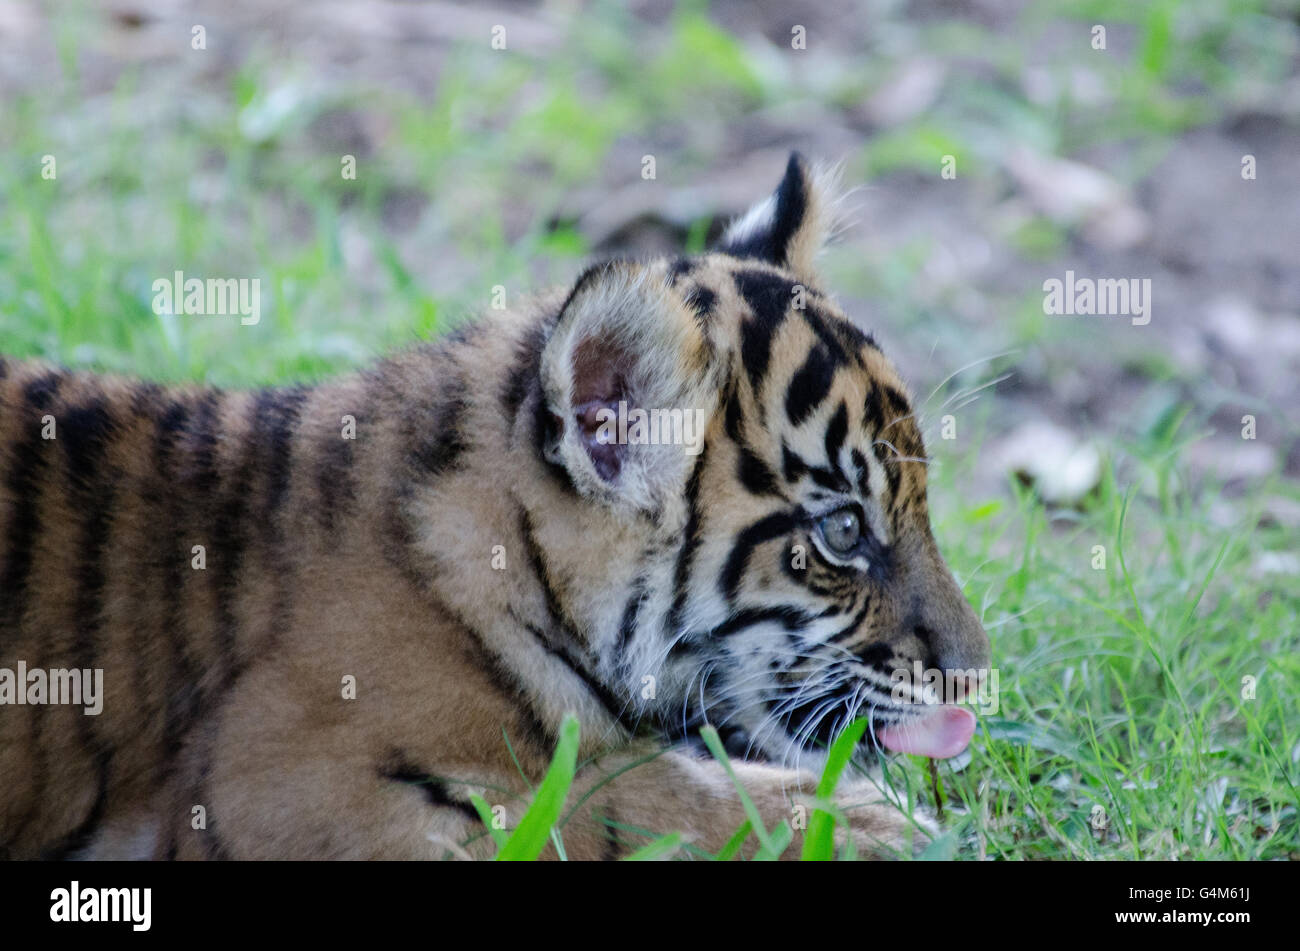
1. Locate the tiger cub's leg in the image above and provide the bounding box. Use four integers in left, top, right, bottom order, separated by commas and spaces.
559, 747, 936, 860
159, 645, 548, 860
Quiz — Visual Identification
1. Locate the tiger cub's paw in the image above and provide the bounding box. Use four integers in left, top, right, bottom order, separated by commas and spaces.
834, 793, 941, 860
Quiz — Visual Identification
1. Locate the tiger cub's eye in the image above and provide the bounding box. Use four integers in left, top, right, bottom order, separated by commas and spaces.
817, 507, 862, 557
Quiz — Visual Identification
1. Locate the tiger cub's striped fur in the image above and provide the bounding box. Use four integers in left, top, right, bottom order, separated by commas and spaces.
0, 155, 989, 860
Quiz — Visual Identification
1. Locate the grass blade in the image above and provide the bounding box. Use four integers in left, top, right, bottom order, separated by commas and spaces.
496, 714, 580, 861
622, 832, 683, 861
801, 717, 869, 860
468, 793, 509, 850
699, 725, 785, 858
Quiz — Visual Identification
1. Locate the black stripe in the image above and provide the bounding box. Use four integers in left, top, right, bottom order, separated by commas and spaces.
873, 443, 903, 500
855, 642, 892, 669
185, 391, 221, 492
155, 399, 204, 765
734, 270, 792, 394
616, 575, 646, 659
850, 448, 872, 498
879, 384, 912, 425
410, 383, 468, 478
61, 397, 119, 852
719, 510, 798, 603
516, 514, 637, 731
532, 381, 575, 494
317, 415, 356, 536
708, 604, 821, 638
518, 509, 581, 641
253, 386, 309, 679
782, 443, 849, 494
500, 320, 547, 422
823, 400, 849, 477
0, 374, 65, 852
801, 304, 850, 365
785, 343, 836, 425
128, 381, 163, 415
0, 374, 63, 636
380, 754, 480, 823
520, 618, 634, 730
862, 382, 886, 436
210, 398, 255, 682
255, 386, 309, 534
457, 623, 556, 753
666, 448, 708, 638
506, 321, 578, 496
23, 370, 62, 411
683, 285, 717, 327
736, 445, 780, 497
827, 598, 872, 645
723, 388, 745, 442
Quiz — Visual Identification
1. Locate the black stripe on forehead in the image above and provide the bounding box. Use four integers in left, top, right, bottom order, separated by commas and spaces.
782, 443, 850, 494
867, 382, 921, 494
851, 448, 872, 497
823, 401, 849, 479
734, 269, 795, 393
873, 442, 903, 501
784, 343, 836, 426
803, 300, 879, 361
736, 445, 781, 497
877, 383, 913, 428
799, 304, 847, 364
862, 382, 882, 435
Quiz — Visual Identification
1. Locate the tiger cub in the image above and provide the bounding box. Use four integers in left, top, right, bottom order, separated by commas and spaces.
0, 154, 989, 860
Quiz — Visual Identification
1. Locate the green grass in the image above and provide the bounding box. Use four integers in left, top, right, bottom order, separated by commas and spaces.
2, 0, 1296, 860
913, 410, 1298, 860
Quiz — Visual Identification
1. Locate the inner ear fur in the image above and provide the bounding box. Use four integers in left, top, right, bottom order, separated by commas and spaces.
538, 261, 719, 510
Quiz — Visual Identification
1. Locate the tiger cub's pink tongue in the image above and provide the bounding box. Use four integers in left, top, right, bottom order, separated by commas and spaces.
877, 706, 976, 759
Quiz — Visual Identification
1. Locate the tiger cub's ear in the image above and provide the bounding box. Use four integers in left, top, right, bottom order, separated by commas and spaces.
538, 260, 720, 513
718, 151, 842, 282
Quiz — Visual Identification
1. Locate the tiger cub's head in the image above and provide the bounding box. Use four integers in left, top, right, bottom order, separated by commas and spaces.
527, 153, 990, 768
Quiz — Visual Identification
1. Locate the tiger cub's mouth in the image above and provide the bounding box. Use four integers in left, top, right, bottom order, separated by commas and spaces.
875, 705, 976, 760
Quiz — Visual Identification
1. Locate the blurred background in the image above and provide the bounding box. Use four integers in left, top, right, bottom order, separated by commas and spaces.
1, 0, 1296, 857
